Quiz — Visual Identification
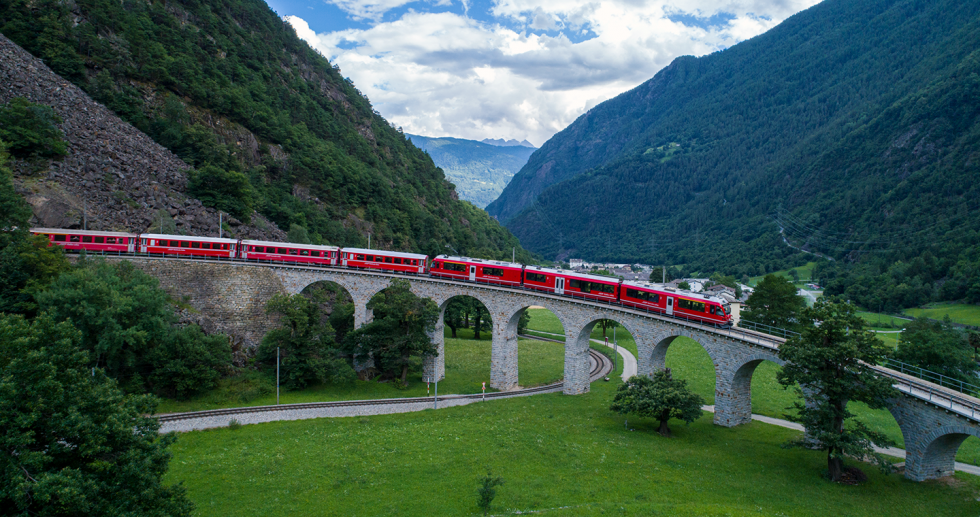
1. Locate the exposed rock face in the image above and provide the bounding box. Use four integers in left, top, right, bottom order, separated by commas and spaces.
0, 33, 285, 241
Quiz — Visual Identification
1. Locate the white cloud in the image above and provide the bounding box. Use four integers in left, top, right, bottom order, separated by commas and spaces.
288, 0, 821, 145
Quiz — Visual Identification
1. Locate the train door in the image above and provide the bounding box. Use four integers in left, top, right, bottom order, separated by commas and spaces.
555, 277, 565, 295
342, 252, 348, 267
666, 297, 674, 316
469, 265, 476, 281
139, 238, 147, 253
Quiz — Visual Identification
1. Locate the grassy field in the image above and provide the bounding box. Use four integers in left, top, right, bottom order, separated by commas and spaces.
157, 328, 565, 414
904, 303, 980, 327
856, 311, 912, 329
165, 378, 980, 516
522, 309, 980, 466
748, 261, 818, 287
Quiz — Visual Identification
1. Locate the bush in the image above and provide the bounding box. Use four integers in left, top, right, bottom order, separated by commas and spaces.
187, 164, 255, 221
0, 97, 67, 160
148, 325, 233, 400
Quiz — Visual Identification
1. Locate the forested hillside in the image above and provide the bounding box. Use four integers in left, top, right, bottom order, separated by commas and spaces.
0, 0, 531, 261
489, 0, 980, 309
406, 134, 535, 209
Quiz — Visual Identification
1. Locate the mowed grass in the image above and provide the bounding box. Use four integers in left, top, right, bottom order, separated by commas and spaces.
856, 311, 912, 329
165, 379, 980, 517
524, 309, 980, 466
157, 327, 565, 413
748, 261, 818, 286
904, 303, 980, 327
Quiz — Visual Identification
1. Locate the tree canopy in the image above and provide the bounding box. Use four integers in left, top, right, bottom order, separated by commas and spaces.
343, 279, 439, 386
742, 274, 805, 331
893, 316, 978, 385
258, 292, 355, 390
0, 313, 194, 515
776, 298, 896, 482
610, 370, 705, 437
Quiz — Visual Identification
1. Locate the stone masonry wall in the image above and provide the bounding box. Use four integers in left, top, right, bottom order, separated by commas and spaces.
114, 258, 287, 348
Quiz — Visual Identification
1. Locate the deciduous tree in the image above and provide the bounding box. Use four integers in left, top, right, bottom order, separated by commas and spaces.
343, 279, 439, 386
258, 292, 354, 390
0, 313, 194, 516
742, 274, 805, 330
610, 370, 705, 437
776, 298, 896, 482
893, 316, 977, 384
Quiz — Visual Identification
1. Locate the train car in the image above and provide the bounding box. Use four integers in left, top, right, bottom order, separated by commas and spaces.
522, 266, 621, 303
340, 248, 428, 274
31, 228, 137, 254
240, 240, 339, 266
429, 255, 524, 286
620, 281, 732, 326
139, 233, 238, 259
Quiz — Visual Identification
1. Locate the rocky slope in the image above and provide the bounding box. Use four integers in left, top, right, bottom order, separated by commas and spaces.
1, 33, 283, 240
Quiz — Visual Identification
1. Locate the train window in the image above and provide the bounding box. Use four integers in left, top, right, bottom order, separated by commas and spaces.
289, 249, 298, 255
180, 241, 189, 247
569, 279, 590, 292
526, 272, 547, 283
106, 237, 116, 244
594, 283, 615, 294
366, 255, 374, 261
277, 248, 287, 254
94, 237, 104, 243
626, 288, 659, 303
206, 243, 215, 249
54, 234, 67, 242
191, 242, 200, 248
678, 299, 706, 312
443, 262, 465, 272
385, 257, 392, 263
300, 250, 309, 256
394, 258, 402, 264
69, 235, 79, 242
222, 244, 228, 250
82, 236, 92, 243
483, 267, 504, 277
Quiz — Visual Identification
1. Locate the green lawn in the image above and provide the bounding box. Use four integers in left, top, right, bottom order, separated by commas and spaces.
157, 328, 565, 413
904, 303, 980, 327
748, 261, 818, 287
165, 378, 980, 517
526, 309, 980, 466
856, 311, 912, 329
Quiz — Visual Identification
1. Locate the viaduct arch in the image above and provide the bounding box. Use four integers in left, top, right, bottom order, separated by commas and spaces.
113, 256, 980, 482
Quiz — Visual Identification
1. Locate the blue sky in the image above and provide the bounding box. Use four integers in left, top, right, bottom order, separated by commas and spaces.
272, 0, 821, 145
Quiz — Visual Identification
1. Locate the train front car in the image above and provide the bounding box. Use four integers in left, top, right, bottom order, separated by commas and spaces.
31, 228, 138, 254
523, 266, 621, 303
341, 248, 428, 274
140, 234, 239, 259
240, 240, 340, 266
620, 280, 732, 326
429, 255, 523, 286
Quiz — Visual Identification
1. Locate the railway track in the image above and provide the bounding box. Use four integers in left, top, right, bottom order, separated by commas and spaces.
157, 347, 611, 427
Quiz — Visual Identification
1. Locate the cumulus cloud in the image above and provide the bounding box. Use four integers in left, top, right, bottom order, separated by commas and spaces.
288, 0, 820, 145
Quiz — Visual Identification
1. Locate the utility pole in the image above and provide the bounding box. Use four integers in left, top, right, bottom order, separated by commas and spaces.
512, 247, 515, 263
368, 233, 371, 249
218, 212, 222, 238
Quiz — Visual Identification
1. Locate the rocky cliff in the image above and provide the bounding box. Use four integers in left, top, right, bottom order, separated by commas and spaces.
0, 33, 285, 240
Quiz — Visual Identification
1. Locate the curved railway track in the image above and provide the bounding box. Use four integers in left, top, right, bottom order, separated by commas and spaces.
157, 347, 611, 429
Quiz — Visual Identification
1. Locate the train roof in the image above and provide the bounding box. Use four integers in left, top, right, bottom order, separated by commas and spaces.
343, 248, 427, 259
435, 255, 523, 269
621, 279, 728, 304
524, 265, 623, 284
32, 228, 137, 237
141, 233, 239, 244
241, 239, 339, 250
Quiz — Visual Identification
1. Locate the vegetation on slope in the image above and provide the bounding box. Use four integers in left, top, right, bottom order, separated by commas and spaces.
0, 0, 532, 261
490, 0, 980, 306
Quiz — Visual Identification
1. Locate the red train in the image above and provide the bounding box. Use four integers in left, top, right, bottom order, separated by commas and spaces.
31, 228, 733, 327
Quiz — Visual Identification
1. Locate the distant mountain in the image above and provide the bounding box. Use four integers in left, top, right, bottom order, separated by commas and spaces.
488, 0, 980, 281
0, 0, 533, 262
407, 135, 536, 209
481, 138, 536, 148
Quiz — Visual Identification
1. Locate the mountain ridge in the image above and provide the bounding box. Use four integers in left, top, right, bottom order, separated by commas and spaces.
407, 134, 535, 209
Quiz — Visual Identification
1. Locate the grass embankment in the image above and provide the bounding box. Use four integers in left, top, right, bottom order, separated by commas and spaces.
904, 303, 980, 327
165, 377, 980, 516
521, 309, 980, 466
157, 328, 565, 414
748, 261, 818, 287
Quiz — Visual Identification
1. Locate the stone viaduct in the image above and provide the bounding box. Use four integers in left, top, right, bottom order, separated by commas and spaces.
118, 256, 980, 481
